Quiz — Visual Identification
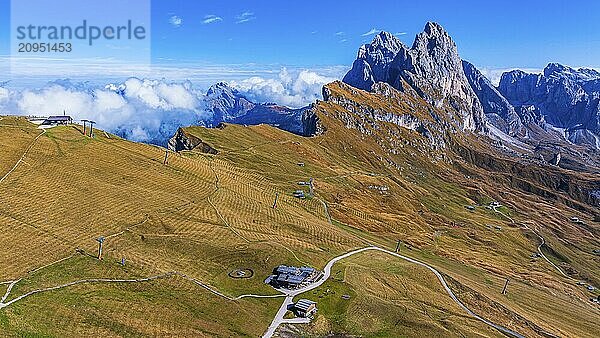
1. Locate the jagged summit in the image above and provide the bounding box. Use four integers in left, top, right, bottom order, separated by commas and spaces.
412, 21, 453, 49
343, 32, 405, 91
343, 22, 486, 132
543, 63, 600, 82
366, 31, 403, 54
206, 81, 237, 97
336, 22, 600, 157
544, 63, 572, 77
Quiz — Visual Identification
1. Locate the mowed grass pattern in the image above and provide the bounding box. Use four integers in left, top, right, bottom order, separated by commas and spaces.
0, 120, 358, 279
0, 119, 364, 335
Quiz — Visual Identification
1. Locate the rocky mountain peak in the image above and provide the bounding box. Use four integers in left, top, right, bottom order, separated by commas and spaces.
413, 21, 454, 50
206, 82, 238, 98
205, 82, 255, 122
343, 22, 486, 132
543, 63, 571, 78
203, 81, 307, 135
369, 31, 403, 54
344, 31, 405, 91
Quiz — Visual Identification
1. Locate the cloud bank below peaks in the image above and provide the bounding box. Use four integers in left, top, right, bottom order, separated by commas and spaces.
12, 78, 209, 144
229, 68, 338, 108
0, 67, 342, 144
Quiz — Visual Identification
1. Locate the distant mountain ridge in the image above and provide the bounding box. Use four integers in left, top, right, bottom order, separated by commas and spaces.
498, 64, 600, 148
102, 80, 308, 146
168, 83, 308, 151
204, 82, 307, 135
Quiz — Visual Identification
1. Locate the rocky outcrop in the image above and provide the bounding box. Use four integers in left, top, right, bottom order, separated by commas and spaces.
301, 107, 326, 136
313, 81, 446, 149
498, 64, 600, 149
462, 60, 525, 136
168, 128, 218, 154
343, 23, 487, 132
323, 82, 423, 132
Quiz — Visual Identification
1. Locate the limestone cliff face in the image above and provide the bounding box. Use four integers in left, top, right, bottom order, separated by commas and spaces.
462, 60, 526, 137
306, 81, 447, 153
301, 107, 326, 136
322, 82, 425, 135
343, 23, 487, 133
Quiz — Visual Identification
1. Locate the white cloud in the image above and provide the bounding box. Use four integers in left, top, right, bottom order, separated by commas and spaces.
169, 15, 183, 27
202, 15, 223, 25
335, 31, 344, 36
477, 67, 542, 86
235, 12, 255, 24
4, 71, 333, 142
121, 78, 199, 110
394, 32, 407, 36
10, 79, 209, 144
0, 65, 348, 144
361, 28, 381, 37
229, 68, 338, 108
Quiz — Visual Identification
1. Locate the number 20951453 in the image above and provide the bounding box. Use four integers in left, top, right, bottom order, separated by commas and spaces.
18, 43, 72, 53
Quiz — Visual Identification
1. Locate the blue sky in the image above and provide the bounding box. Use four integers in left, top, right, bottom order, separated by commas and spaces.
1, 0, 600, 83
147, 0, 600, 69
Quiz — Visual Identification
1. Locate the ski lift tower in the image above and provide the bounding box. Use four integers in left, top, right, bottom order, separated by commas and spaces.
88, 120, 96, 137
81, 119, 89, 135
96, 236, 105, 260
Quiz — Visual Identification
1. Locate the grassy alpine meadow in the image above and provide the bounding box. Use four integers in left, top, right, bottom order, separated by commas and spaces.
0, 116, 598, 337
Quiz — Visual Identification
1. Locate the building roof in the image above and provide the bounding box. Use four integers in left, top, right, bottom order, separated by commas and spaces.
295, 299, 316, 311
299, 267, 315, 273
46, 116, 72, 121
276, 265, 315, 275
276, 265, 299, 274
276, 274, 305, 284
274, 265, 317, 285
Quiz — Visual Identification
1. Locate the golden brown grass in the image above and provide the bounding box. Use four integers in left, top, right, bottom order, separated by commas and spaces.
0, 113, 598, 337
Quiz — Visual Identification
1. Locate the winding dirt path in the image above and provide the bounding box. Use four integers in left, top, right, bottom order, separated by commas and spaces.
0, 273, 173, 309
492, 205, 572, 279
0, 129, 45, 184
0, 270, 286, 310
